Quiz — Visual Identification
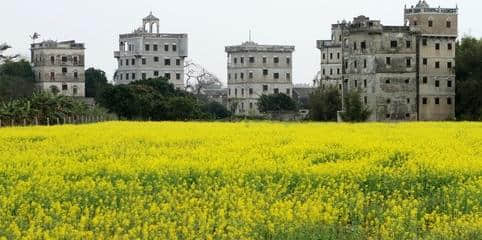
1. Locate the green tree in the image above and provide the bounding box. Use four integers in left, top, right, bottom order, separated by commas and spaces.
340, 90, 371, 122
257, 93, 297, 114
85, 68, 109, 98
0, 60, 35, 101
309, 86, 342, 121
455, 37, 482, 120
201, 102, 231, 120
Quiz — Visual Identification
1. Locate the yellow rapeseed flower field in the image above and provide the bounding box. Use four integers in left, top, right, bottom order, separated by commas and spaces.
0, 122, 481, 239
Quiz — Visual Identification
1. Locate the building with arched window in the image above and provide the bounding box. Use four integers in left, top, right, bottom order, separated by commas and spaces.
114, 12, 188, 89
31, 40, 85, 97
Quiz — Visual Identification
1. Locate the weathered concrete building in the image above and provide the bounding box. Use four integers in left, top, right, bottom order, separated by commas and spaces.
31, 40, 85, 97
226, 41, 295, 115
404, 1, 458, 120
316, 23, 344, 90
114, 13, 188, 89
317, 0, 457, 121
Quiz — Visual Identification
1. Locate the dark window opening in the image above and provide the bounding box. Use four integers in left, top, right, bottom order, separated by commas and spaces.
361, 41, 366, 50
390, 41, 398, 48
263, 85, 268, 91
274, 73, 280, 79
263, 69, 268, 76
274, 57, 279, 64
142, 58, 146, 65
422, 38, 427, 46
62, 67, 67, 74
164, 59, 171, 66
423, 58, 428, 65
435, 98, 440, 105
249, 57, 255, 63
435, 80, 440, 87
145, 44, 150, 51
435, 62, 440, 69
447, 98, 452, 105
435, 43, 440, 50
406, 41, 411, 48
428, 20, 433, 27
406, 58, 412, 67
448, 80, 452, 88
386, 57, 391, 65
423, 77, 428, 84
423, 98, 428, 104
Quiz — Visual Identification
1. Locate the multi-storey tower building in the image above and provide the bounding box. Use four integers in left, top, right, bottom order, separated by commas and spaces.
343, 16, 418, 121
316, 0, 457, 121
31, 40, 85, 97
114, 13, 188, 89
225, 41, 295, 115
404, 0, 458, 120
316, 23, 345, 90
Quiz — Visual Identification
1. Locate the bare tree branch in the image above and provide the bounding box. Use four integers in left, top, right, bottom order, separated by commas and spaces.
184, 59, 222, 95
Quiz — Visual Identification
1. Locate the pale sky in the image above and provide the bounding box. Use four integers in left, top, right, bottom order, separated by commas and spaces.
1, 0, 480, 85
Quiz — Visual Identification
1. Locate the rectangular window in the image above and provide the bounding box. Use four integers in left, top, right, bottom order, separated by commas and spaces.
337, 68, 340, 74
406, 41, 411, 48
132, 73, 136, 80
240, 57, 244, 64
62, 67, 67, 74
286, 89, 291, 95
62, 56, 67, 62
322, 53, 326, 60
390, 41, 398, 48
176, 73, 181, 80
172, 44, 177, 52
234, 58, 237, 64
435, 80, 440, 87
145, 44, 150, 51
176, 59, 181, 66
286, 73, 291, 80
263, 57, 267, 63
364, 79, 367, 88
423, 58, 428, 65
447, 98, 452, 105
386, 57, 391, 65
62, 84, 68, 90
423, 77, 428, 84
448, 43, 453, 50
249, 88, 253, 95
263, 69, 268, 76
240, 73, 244, 79
164, 59, 171, 66
406, 58, 411, 67
50, 56, 55, 64
74, 72, 78, 79
435, 98, 440, 105
407, 98, 411, 104
241, 88, 245, 96
405, 79, 410, 84
353, 42, 357, 50
154, 71, 159, 76
386, 79, 391, 84
364, 96, 368, 104
435, 61, 440, 69
361, 41, 366, 50
50, 72, 55, 80
446, 21, 451, 28
142, 58, 146, 65
228, 74, 231, 80
142, 73, 146, 80
274, 88, 279, 94
330, 53, 333, 59
274, 57, 279, 64
330, 69, 333, 75
422, 38, 427, 46
263, 85, 268, 91
126, 59, 129, 66
164, 73, 171, 80
131, 59, 135, 65
354, 80, 358, 88
164, 44, 169, 51
274, 73, 279, 79
354, 61, 357, 68
322, 69, 325, 75
154, 57, 159, 62
423, 98, 428, 104
337, 52, 340, 59
249, 57, 255, 63
126, 74, 129, 80
286, 57, 291, 65
435, 43, 440, 50
447, 62, 452, 69
448, 80, 452, 88
249, 72, 253, 79
153, 44, 158, 51
428, 20, 433, 27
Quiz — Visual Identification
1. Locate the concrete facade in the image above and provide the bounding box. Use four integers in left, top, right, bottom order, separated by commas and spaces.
317, 0, 457, 121
316, 24, 344, 91
31, 40, 85, 97
114, 13, 188, 89
225, 41, 295, 115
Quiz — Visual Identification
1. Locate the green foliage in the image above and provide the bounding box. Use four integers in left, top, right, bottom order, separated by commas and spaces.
455, 37, 482, 121
340, 90, 371, 122
201, 101, 231, 120
85, 68, 109, 98
0, 60, 35, 101
0, 92, 108, 125
309, 86, 342, 121
98, 77, 216, 121
257, 93, 297, 113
